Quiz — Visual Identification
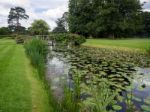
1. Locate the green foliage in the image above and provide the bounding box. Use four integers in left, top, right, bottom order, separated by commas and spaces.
51, 33, 68, 43
112, 105, 122, 111
51, 33, 86, 46
147, 46, 150, 55
0, 27, 11, 35
61, 87, 80, 112
80, 78, 118, 112
29, 19, 50, 35
141, 11, 150, 36
53, 17, 67, 33
60, 70, 82, 112
69, 0, 142, 38
51, 41, 150, 112
61, 69, 121, 112
15, 35, 24, 44
24, 39, 48, 76
69, 34, 86, 46
141, 105, 150, 111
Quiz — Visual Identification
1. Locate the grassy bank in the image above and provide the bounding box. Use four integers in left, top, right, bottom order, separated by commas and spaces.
83, 39, 150, 51
0, 39, 52, 112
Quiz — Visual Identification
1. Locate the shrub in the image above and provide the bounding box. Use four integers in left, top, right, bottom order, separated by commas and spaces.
24, 39, 48, 77
15, 35, 24, 44
68, 34, 86, 46
50, 33, 86, 46
53, 33, 68, 43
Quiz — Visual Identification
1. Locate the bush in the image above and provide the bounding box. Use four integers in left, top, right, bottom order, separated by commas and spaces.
15, 35, 24, 44
53, 33, 68, 43
50, 33, 86, 46
24, 39, 48, 77
68, 34, 86, 46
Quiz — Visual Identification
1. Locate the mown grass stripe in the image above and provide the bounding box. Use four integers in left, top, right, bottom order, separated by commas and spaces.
0, 44, 31, 112
83, 39, 150, 51
0, 39, 53, 112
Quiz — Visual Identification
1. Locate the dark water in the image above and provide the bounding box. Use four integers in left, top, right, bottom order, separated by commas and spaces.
119, 68, 150, 112
46, 45, 150, 111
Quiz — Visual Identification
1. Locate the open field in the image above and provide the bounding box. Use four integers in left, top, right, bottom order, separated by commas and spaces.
0, 39, 52, 112
83, 39, 150, 51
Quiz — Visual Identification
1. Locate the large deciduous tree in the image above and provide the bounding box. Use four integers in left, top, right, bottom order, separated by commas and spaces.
53, 12, 69, 33
69, 0, 143, 38
53, 18, 67, 33
141, 11, 150, 36
8, 7, 29, 33
29, 19, 50, 35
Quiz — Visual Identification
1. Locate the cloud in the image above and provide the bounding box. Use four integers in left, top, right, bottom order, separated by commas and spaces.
141, 0, 150, 11
0, 0, 149, 30
0, 0, 68, 29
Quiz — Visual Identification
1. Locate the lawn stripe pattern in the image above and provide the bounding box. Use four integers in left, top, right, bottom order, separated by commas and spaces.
0, 39, 51, 112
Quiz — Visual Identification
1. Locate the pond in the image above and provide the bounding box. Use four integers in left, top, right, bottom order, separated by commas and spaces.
46, 45, 150, 112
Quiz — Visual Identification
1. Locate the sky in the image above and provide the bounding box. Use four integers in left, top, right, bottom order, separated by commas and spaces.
0, 0, 150, 30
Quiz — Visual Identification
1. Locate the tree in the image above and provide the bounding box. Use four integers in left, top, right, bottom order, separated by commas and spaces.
53, 12, 69, 33
29, 19, 50, 35
69, 0, 94, 36
0, 27, 11, 35
8, 7, 29, 33
62, 12, 69, 31
141, 11, 150, 36
53, 17, 67, 33
68, 0, 143, 38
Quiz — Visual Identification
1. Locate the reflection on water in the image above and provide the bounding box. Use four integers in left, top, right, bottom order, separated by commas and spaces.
134, 68, 150, 100
134, 67, 150, 98
46, 49, 71, 100
120, 67, 150, 112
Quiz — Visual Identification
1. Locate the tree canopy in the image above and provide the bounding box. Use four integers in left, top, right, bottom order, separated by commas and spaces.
53, 12, 68, 33
141, 11, 150, 36
69, 0, 143, 38
8, 7, 29, 33
29, 19, 50, 35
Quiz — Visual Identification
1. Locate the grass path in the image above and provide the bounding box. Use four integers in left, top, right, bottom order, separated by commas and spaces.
83, 39, 150, 51
0, 39, 52, 112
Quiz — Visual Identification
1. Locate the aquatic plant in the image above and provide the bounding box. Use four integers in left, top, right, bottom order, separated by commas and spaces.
61, 70, 85, 112
80, 78, 121, 112
24, 38, 48, 76
147, 46, 150, 55
62, 70, 122, 112
51, 44, 150, 112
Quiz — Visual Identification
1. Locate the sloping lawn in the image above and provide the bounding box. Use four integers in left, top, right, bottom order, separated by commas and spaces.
0, 39, 52, 112
83, 39, 150, 51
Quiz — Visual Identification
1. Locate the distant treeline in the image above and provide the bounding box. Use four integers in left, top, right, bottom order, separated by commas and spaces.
68, 0, 150, 38
1, 1, 150, 39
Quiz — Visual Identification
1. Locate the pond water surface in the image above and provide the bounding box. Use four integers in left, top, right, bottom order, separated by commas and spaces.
46, 45, 150, 111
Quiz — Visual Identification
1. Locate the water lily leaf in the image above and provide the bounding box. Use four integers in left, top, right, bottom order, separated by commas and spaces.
112, 105, 122, 110
145, 98, 150, 105
133, 96, 141, 102
141, 105, 150, 111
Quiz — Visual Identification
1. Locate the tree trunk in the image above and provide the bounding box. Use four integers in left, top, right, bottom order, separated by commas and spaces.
16, 14, 19, 33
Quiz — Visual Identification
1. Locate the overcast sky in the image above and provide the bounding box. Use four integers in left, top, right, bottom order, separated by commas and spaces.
0, 0, 150, 30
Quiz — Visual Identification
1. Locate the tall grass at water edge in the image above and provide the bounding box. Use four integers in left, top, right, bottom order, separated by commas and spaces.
24, 38, 48, 77
24, 38, 61, 111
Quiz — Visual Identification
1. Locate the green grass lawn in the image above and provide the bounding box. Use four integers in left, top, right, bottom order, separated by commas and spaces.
0, 39, 52, 112
83, 39, 150, 51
